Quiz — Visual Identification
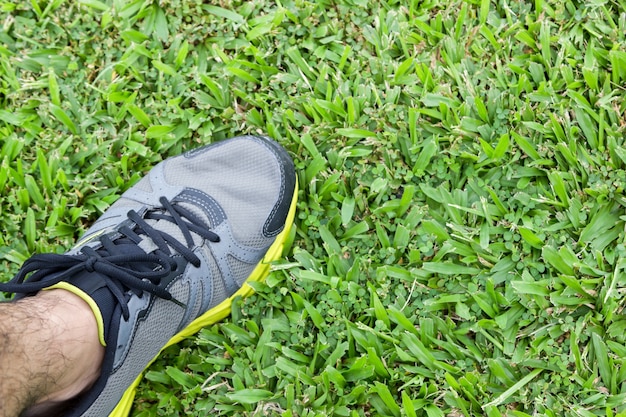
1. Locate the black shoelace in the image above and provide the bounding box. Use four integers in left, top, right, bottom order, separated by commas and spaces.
0, 197, 220, 319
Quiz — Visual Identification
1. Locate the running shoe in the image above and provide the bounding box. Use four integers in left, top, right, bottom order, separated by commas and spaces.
0, 135, 298, 416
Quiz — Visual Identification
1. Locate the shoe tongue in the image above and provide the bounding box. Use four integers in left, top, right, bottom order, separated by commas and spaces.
87, 280, 117, 345
178, 201, 216, 227
135, 202, 212, 254
61, 271, 118, 347
68, 242, 152, 346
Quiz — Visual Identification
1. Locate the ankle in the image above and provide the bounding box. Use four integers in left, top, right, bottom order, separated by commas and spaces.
30, 290, 105, 404
0, 289, 104, 416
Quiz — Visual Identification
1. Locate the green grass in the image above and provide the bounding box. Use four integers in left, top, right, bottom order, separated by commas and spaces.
1, 0, 626, 415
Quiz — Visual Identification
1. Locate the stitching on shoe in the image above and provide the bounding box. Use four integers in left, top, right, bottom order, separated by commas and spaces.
176, 190, 225, 228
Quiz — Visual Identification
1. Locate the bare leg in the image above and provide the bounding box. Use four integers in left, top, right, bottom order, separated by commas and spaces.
0, 290, 105, 417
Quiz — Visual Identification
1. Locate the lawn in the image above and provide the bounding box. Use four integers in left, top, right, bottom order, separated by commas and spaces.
1, 0, 626, 415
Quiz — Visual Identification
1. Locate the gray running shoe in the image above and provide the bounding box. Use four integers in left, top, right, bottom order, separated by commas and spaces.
0, 135, 298, 416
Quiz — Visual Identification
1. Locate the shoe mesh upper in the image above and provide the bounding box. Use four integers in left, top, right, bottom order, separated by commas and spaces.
227, 253, 257, 287
164, 138, 283, 247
